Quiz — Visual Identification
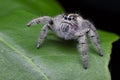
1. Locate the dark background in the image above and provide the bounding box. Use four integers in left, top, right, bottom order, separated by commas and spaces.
57, 0, 120, 80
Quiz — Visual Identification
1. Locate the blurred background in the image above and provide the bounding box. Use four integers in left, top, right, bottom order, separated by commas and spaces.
57, 0, 120, 80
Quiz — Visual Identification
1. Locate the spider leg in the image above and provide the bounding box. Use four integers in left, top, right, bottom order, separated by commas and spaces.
88, 29, 103, 56
36, 24, 49, 48
83, 20, 103, 56
75, 28, 90, 37
78, 35, 89, 69
27, 16, 52, 27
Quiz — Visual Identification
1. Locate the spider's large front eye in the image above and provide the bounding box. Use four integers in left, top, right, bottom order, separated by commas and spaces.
64, 16, 67, 20
68, 17, 71, 21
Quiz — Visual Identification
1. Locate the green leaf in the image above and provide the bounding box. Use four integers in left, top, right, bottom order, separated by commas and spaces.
0, 0, 119, 80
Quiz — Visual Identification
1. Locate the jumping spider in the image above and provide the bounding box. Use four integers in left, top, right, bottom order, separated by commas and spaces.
27, 13, 103, 69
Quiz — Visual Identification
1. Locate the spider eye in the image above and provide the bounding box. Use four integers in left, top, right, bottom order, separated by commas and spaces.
68, 17, 71, 21
64, 16, 67, 20
72, 17, 75, 20
71, 17, 76, 20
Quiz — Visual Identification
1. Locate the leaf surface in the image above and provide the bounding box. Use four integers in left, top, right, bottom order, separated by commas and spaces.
0, 0, 118, 80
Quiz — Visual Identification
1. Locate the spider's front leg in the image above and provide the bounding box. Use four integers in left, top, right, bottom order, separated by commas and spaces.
26, 16, 53, 48
78, 35, 89, 69
36, 24, 49, 48
26, 16, 52, 27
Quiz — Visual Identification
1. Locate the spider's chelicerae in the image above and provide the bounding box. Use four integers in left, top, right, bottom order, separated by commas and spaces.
27, 13, 103, 69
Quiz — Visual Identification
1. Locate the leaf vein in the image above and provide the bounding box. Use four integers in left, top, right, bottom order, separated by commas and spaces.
0, 37, 49, 80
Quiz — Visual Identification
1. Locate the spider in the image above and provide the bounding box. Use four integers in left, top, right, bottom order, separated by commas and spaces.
27, 13, 103, 69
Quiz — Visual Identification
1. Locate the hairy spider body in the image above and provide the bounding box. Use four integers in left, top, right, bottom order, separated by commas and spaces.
27, 13, 103, 69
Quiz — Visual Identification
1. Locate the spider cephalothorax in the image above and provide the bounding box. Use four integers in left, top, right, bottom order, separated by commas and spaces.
27, 13, 103, 69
